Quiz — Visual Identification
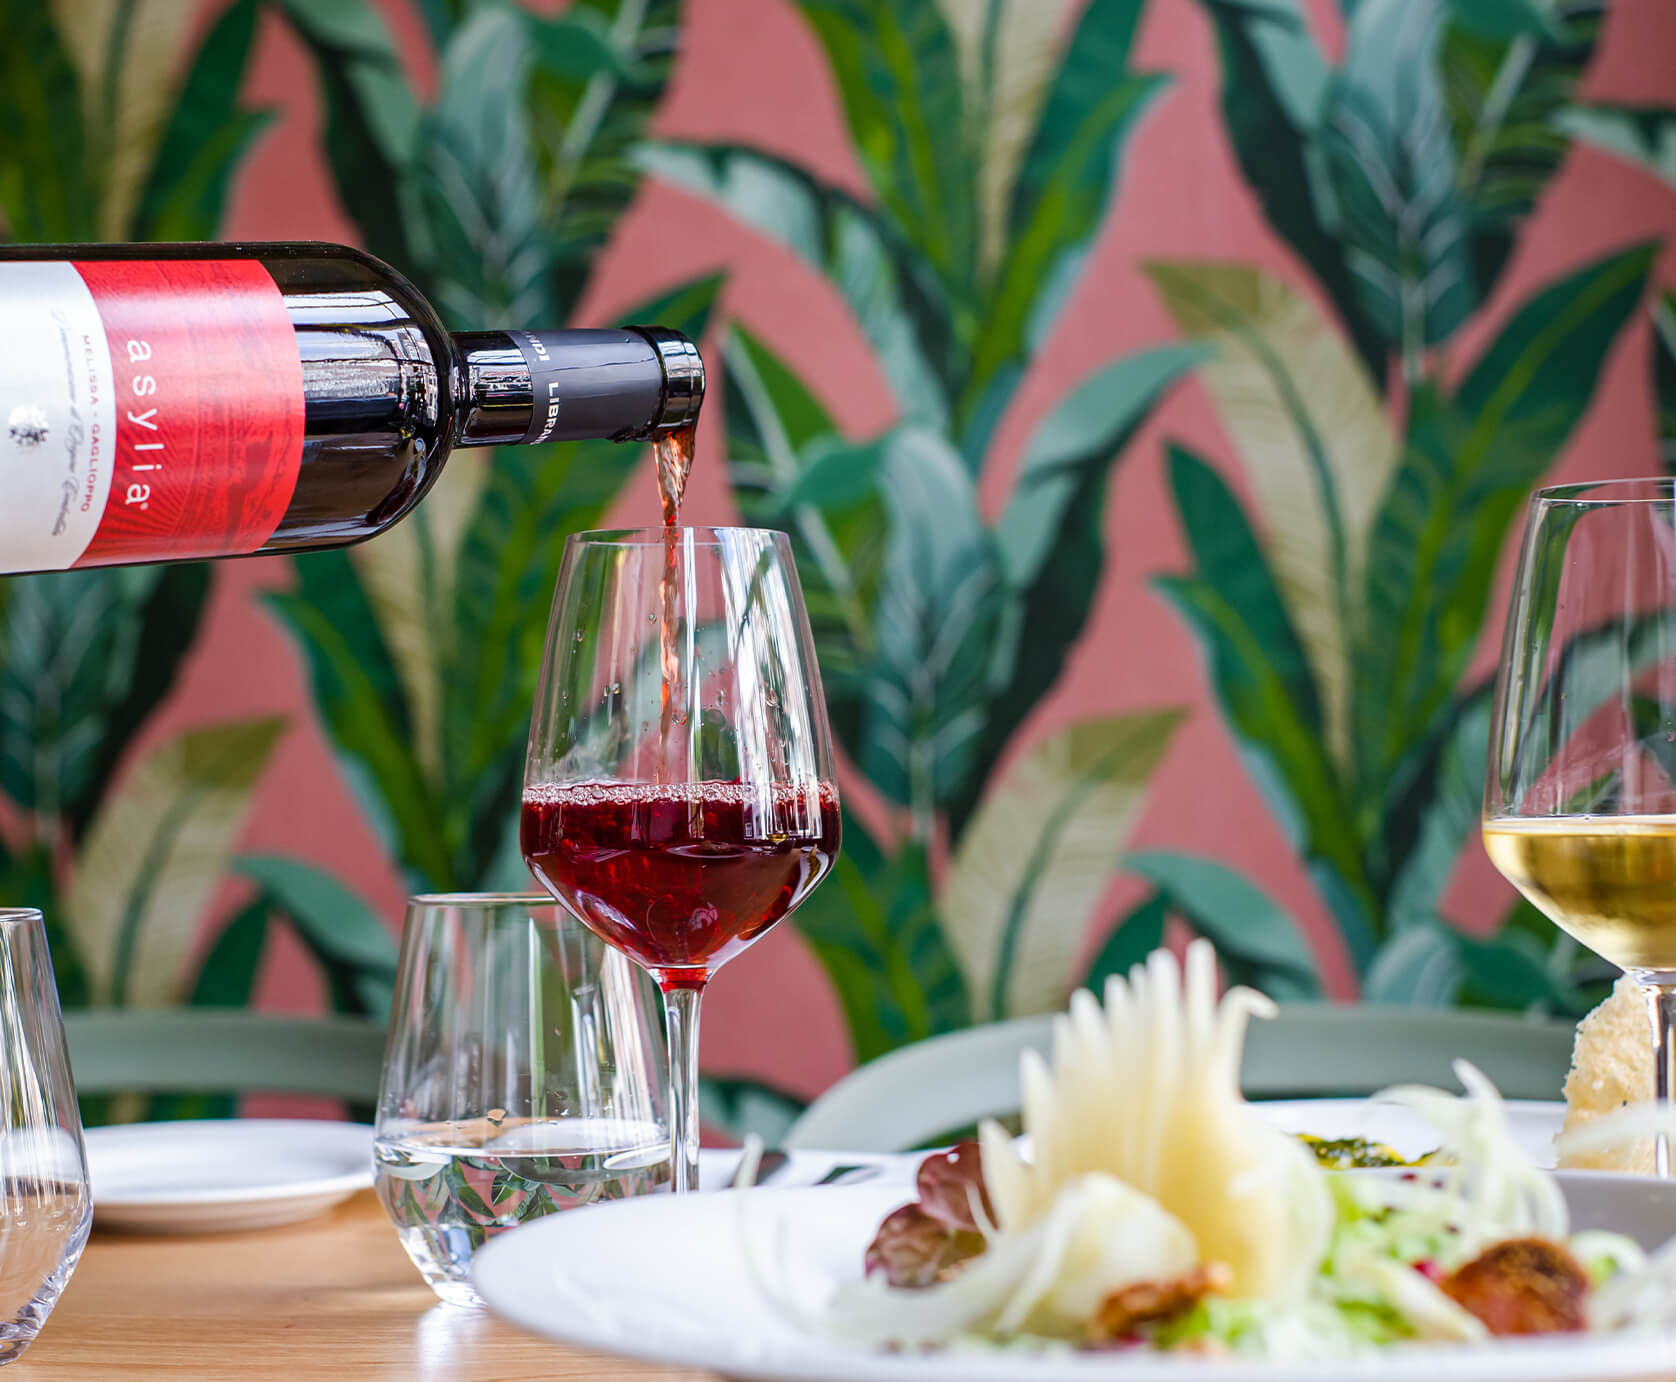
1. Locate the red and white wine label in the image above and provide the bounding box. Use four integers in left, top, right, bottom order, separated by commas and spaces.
0, 258, 304, 572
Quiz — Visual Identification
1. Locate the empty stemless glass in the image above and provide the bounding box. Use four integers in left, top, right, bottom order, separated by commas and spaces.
0, 908, 91, 1363
374, 894, 668, 1307
521, 528, 840, 1194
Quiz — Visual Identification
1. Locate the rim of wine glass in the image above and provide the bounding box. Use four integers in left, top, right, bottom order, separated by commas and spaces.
0, 908, 42, 925
1534, 477, 1676, 505
407, 892, 564, 906
565, 526, 793, 547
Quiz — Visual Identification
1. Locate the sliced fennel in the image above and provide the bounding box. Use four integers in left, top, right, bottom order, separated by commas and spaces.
980, 942, 1332, 1303
741, 1172, 1193, 1348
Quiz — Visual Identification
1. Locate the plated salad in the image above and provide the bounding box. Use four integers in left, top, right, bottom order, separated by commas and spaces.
743, 941, 1676, 1360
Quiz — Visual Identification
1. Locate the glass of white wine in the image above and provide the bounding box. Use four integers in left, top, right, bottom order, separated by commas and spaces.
1484, 478, 1676, 1175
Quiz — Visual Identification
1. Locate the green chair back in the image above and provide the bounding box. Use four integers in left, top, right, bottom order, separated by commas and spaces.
784, 1005, 1577, 1153
63, 1009, 388, 1103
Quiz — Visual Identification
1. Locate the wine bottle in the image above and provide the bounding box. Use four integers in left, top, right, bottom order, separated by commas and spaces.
0, 241, 704, 574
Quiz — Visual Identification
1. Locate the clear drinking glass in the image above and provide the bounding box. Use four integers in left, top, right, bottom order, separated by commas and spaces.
374, 894, 668, 1307
521, 527, 840, 1192
1484, 478, 1676, 1175
0, 909, 91, 1363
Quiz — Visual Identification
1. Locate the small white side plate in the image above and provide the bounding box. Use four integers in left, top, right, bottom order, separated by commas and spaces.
1248, 1097, 1565, 1166
1001, 1100, 1566, 1174
85, 1119, 374, 1233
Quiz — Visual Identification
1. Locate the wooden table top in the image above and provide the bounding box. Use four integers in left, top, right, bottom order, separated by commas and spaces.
13, 1190, 715, 1380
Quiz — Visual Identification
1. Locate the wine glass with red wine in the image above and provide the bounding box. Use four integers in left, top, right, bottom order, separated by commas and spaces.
521, 527, 840, 1192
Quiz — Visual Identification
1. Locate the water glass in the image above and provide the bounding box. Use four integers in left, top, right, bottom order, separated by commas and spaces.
0, 909, 91, 1363
374, 893, 669, 1307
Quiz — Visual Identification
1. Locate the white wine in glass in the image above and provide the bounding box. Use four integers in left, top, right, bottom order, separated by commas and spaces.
1482, 817, 1676, 971
1484, 478, 1676, 1174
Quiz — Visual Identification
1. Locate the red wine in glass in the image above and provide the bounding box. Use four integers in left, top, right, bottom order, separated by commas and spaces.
521, 781, 840, 990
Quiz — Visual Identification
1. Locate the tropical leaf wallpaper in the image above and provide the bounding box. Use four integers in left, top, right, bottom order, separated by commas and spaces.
1, 0, 1673, 1131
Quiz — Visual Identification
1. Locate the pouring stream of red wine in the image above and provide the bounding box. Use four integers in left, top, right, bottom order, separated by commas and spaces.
655, 423, 696, 787
656, 423, 694, 530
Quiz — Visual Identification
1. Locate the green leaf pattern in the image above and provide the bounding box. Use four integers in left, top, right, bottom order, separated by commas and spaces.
1148, 261, 1397, 773
1324, 0, 1476, 368
940, 711, 1185, 1019
1, 0, 1671, 1087
65, 719, 285, 1008
1152, 17, 1659, 1006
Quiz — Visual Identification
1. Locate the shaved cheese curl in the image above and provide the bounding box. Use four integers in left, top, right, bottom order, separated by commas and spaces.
980, 940, 1332, 1302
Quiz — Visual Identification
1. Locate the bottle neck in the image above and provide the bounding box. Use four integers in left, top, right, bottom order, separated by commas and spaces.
454, 327, 705, 448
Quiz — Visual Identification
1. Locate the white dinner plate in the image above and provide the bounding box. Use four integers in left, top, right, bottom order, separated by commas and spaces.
85, 1119, 374, 1232
475, 1176, 1676, 1382
1247, 1096, 1564, 1167
891, 1099, 1565, 1174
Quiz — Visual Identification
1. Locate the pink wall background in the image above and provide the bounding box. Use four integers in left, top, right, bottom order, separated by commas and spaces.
148, 0, 1676, 1101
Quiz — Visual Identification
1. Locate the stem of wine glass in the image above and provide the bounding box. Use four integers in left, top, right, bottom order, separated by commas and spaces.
661, 984, 702, 1193
1647, 983, 1676, 1179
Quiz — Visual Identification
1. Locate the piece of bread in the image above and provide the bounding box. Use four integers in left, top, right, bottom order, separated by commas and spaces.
1558, 975, 1654, 1174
